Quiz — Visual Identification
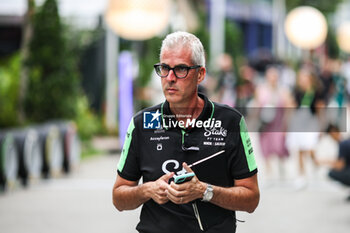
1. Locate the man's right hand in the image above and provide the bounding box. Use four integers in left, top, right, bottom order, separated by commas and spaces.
146, 172, 174, 205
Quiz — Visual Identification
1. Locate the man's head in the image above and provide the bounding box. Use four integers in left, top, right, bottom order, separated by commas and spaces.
160, 31, 205, 67
156, 31, 206, 107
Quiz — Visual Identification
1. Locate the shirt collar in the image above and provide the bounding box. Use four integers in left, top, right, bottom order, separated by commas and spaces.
161, 93, 214, 127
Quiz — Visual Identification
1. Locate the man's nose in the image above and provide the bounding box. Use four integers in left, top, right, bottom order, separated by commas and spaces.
166, 70, 177, 82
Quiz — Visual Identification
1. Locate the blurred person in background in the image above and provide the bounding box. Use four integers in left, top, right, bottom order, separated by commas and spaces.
340, 57, 350, 98
287, 67, 325, 188
318, 57, 347, 107
112, 31, 259, 233
235, 64, 256, 115
319, 124, 350, 201
201, 72, 219, 102
254, 66, 290, 180
279, 61, 296, 92
319, 57, 335, 104
327, 59, 347, 108
214, 53, 236, 107
318, 58, 347, 134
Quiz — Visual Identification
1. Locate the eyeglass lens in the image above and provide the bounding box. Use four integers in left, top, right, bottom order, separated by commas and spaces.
155, 65, 188, 78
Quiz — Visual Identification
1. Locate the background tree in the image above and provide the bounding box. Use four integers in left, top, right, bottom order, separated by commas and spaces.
286, 0, 344, 14
25, 0, 80, 122
18, 0, 35, 123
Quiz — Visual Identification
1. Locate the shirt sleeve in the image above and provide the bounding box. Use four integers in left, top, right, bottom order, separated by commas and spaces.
117, 118, 142, 181
230, 116, 258, 179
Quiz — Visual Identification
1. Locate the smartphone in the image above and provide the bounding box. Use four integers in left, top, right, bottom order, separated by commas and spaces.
173, 172, 195, 184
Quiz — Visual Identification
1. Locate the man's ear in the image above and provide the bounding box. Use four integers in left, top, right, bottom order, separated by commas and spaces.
197, 67, 206, 84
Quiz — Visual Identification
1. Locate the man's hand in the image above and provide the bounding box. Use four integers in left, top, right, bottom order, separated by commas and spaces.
147, 172, 174, 205
166, 163, 206, 204
113, 172, 174, 211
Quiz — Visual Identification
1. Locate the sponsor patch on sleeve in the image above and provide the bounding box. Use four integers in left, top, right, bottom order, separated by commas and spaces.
239, 117, 257, 172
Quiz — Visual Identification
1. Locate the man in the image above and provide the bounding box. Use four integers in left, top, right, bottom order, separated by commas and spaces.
113, 31, 259, 233
323, 124, 350, 200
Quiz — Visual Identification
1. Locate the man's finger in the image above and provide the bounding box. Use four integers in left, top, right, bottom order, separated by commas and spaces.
183, 162, 193, 173
168, 182, 187, 196
161, 172, 174, 182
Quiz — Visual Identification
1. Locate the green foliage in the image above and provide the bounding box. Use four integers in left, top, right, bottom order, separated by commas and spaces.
225, 20, 243, 58
80, 140, 103, 159
0, 54, 20, 127
22, 0, 103, 141
193, 9, 210, 61
74, 95, 103, 140
138, 37, 163, 87
225, 20, 244, 80
286, 0, 344, 14
25, 0, 80, 122
326, 26, 340, 59
28, 0, 64, 71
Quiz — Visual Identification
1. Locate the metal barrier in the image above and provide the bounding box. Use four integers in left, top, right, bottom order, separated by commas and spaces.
46, 121, 81, 173
0, 131, 19, 191
0, 121, 81, 192
37, 123, 63, 178
13, 128, 42, 186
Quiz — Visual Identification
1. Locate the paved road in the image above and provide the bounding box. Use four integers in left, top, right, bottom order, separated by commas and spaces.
0, 154, 140, 233
1, 148, 349, 233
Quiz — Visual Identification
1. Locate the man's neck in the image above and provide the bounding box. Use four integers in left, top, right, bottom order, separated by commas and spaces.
169, 94, 204, 122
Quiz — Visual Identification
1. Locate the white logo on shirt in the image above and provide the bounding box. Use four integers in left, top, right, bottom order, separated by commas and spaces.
162, 159, 186, 176
204, 127, 227, 137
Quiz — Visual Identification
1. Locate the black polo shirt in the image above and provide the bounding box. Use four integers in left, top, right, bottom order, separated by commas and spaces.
117, 94, 257, 233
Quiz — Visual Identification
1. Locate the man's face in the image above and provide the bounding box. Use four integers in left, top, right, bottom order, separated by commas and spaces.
160, 46, 205, 106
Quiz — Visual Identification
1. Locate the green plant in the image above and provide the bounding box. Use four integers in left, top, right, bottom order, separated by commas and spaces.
25, 0, 80, 122
326, 24, 340, 59
138, 37, 163, 87
286, 0, 344, 14
80, 140, 103, 159
0, 54, 21, 127
74, 95, 103, 140
225, 20, 244, 81
193, 8, 210, 61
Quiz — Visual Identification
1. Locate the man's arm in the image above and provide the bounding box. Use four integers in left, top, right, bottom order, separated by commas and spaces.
209, 174, 259, 213
318, 157, 345, 170
166, 163, 259, 213
112, 173, 174, 211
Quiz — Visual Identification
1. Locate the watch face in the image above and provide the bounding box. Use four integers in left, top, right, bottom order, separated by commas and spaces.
207, 190, 213, 200
204, 185, 213, 201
